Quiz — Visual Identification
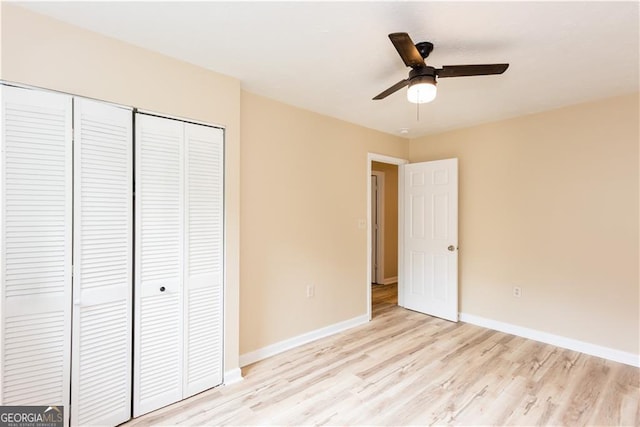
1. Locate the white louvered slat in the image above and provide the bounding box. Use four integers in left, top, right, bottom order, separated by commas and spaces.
3, 311, 65, 404
134, 114, 184, 417
185, 286, 222, 390
71, 98, 132, 427
184, 124, 224, 397
139, 294, 182, 397
76, 302, 129, 425
1, 85, 72, 425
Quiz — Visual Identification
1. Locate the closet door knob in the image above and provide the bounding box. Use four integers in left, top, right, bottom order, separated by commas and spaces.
160, 286, 166, 292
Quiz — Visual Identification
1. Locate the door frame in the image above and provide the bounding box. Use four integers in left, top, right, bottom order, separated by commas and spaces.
367, 153, 408, 320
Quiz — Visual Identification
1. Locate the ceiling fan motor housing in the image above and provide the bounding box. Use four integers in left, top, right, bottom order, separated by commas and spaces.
409, 67, 437, 85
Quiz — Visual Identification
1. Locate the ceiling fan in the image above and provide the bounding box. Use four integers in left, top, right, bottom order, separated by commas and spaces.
373, 32, 509, 103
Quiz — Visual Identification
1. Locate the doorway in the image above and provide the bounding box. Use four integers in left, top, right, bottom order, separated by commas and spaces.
367, 153, 460, 323
371, 163, 399, 286
367, 154, 408, 319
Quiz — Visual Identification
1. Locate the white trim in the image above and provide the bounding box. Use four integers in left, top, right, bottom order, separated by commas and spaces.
223, 368, 244, 386
1, 80, 133, 111
371, 170, 385, 284
239, 314, 369, 367
397, 164, 405, 308
460, 313, 640, 368
367, 153, 409, 321
137, 108, 226, 130
369, 153, 410, 164
381, 276, 398, 285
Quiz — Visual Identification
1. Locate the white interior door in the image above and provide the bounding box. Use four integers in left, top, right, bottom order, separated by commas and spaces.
400, 158, 458, 321
72, 98, 132, 426
1, 85, 72, 424
134, 113, 184, 416
183, 123, 224, 397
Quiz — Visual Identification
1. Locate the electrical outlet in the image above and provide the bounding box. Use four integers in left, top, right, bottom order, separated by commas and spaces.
306, 284, 315, 298
513, 286, 522, 298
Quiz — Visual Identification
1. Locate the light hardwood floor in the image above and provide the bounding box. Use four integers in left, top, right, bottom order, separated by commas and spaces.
125, 283, 639, 426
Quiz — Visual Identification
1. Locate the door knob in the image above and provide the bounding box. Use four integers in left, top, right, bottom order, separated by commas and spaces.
160, 286, 166, 292
448, 245, 456, 252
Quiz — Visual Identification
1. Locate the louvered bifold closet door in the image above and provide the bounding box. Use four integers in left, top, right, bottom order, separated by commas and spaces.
183, 123, 224, 397
133, 114, 184, 417
72, 98, 132, 426
0, 86, 72, 422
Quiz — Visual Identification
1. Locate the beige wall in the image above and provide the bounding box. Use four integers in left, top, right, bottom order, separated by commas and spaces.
240, 91, 407, 354
1, 4, 242, 370
371, 161, 399, 280
410, 93, 639, 354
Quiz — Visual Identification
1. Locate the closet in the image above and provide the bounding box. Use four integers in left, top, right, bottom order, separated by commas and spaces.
134, 113, 224, 416
1, 84, 224, 426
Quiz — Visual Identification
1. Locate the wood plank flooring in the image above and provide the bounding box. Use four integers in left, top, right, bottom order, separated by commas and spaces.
125, 283, 639, 426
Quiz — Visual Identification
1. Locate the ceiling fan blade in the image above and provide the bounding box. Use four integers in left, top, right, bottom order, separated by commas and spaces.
389, 33, 425, 69
373, 79, 409, 100
436, 63, 509, 78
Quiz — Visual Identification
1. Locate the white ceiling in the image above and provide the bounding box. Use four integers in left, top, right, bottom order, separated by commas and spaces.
18, 1, 640, 138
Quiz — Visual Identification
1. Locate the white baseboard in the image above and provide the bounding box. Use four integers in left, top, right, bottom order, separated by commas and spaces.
239, 314, 369, 367
382, 276, 398, 285
223, 367, 243, 386
459, 313, 639, 368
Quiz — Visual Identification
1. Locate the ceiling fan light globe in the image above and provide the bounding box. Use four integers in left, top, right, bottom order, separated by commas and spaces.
407, 81, 437, 104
